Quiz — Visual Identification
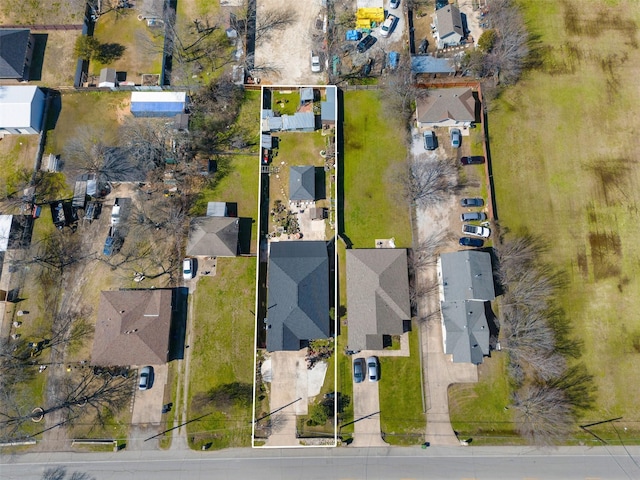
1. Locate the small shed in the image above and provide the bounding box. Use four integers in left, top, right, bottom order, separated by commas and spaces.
173, 113, 189, 132
206, 202, 227, 217
72, 180, 87, 208
321, 87, 337, 126
290, 166, 316, 201
282, 112, 315, 132
130, 92, 187, 118
261, 133, 273, 149
300, 87, 314, 104
98, 68, 117, 88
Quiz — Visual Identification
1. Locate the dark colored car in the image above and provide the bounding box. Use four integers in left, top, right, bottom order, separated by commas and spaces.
461, 212, 487, 222
423, 130, 437, 150
460, 156, 485, 165
353, 358, 365, 383
367, 356, 380, 382
357, 34, 377, 53
459, 237, 485, 247
390, 0, 400, 8
436, 0, 449, 9
460, 197, 484, 207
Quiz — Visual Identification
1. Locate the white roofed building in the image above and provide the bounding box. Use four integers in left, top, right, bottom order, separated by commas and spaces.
0, 86, 46, 135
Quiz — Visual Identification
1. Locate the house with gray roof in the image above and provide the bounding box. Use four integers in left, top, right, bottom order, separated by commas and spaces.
187, 216, 239, 257
266, 241, 330, 351
346, 249, 411, 351
434, 4, 464, 49
416, 87, 476, 128
321, 87, 337, 126
438, 250, 495, 364
0, 29, 34, 80
91, 289, 173, 366
289, 166, 316, 201
411, 55, 455, 76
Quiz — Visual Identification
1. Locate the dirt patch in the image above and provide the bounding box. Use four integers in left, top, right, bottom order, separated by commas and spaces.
36, 30, 81, 87
254, 0, 325, 84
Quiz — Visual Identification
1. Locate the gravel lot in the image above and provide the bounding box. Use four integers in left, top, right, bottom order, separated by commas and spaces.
254, 0, 326, 84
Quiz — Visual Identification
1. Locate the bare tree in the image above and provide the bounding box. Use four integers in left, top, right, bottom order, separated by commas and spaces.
401, 156, 457, 207
254, 6, 296, 44
512, 384, 573, 445
411, 231, 449, 269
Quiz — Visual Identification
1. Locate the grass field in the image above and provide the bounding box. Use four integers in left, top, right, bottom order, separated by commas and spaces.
186, 257, 256, 449
342, 91, 412, 248
484, 0, 640, 440
378, 324, 424, 445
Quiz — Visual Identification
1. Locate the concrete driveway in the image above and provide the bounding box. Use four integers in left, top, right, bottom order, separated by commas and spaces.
350, 367, 387, 448
131, 364, 168, 426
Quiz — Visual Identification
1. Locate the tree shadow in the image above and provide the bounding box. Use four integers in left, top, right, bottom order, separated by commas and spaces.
96, 43, 126, 64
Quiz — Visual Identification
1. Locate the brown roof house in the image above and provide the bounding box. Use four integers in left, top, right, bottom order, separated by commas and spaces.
91, 289, 173, 366
416, 87, 476, 128
346, 249, 411, 351
187, 216, 239, 257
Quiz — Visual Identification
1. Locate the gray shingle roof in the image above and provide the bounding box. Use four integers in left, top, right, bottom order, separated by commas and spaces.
0, 29, 30, 79
347, 249, 411, 351
266, 241, 329, 351
441, 300, 489, 364
289, 166, 316, 201
435, 4, 464, 39
187, 216, 239, 257
440, 250, 495, 302
91, 289, 173, 366
416, 88, 476, 124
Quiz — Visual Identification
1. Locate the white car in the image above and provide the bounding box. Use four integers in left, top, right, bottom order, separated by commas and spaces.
183, 258, 193, 280
311, 53, 321, 73
380, 14, 398, 38
462, 224, 491, 238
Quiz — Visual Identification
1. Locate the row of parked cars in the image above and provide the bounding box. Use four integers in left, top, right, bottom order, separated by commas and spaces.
459, 197, 490, 247
353, 356, 380, 383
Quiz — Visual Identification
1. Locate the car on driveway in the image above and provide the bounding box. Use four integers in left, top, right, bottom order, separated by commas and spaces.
311, 53, 321, 73
460, 156, 485, 165
460, 197, 484, 207
367, 356, 380, 382
461, 212, 487, 222
357, 34, 377, 53
462, 224, 491, 238
390, 0, 400, 8
183, 258, 193, 280
423, 130, 437, 150
450, 128, 461, 148
139, 366, 153, 390
380, 13, 398, 38
459, 237, 485, 247
353, 358, 365, 383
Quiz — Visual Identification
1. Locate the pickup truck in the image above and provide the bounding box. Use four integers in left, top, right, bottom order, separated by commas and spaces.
111, 198, 127, 225
380, 14, 398, 38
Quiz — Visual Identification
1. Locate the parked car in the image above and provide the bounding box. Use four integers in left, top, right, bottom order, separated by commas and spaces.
450, 128, 461, 148
367, 356, 380, 382
460, 197, 484, 207
462, 224, 491, 238
353, 358, 365, 383
102, 227, 121, 256
311, 53, 321, 73
357, 34, 377, 53
139, 366, 153, 391
459, 237, 485, 247
390, 0, 401, 9
460, 156, 485, 165
380, 14, 398, 38
183, 258, 193, 280
423, 130, 437, 150
361, 58, 373, 76
461, 212, 487, 222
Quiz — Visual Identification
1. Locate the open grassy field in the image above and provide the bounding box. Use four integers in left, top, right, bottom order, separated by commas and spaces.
378, 324, 424, 445
186, 257, 256, 449
484, 0, 640, 441
342, 91, 412, 248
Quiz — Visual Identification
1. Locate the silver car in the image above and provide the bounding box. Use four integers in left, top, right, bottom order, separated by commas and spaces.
367, 356, 380, 382
139, 366, 153, 390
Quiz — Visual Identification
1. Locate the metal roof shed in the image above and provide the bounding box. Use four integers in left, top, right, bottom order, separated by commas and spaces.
0, 85, 45, 134
282, 112, 315, 132
130, 92, 187, 118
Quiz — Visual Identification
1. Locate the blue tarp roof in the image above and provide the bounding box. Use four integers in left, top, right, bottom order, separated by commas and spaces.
411, 55, 455, 74
130, 102, 185, 116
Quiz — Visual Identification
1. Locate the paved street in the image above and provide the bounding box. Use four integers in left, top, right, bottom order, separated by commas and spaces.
2, 446, 639, 479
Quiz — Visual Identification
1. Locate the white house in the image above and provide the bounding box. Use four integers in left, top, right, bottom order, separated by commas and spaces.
434, 4, 464, 49
0, 86, 46, 135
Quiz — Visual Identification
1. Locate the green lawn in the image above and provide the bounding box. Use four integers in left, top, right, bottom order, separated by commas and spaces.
378, 324, 424, 445
342, 90, 412, 248
186, 257, 256, 449
488, 0, 640, 440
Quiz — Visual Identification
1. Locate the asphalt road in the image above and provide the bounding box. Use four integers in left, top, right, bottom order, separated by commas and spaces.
2, 446, 640, 480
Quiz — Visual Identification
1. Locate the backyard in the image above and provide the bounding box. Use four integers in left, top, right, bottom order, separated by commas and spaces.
342, 90, 412, 248
485, 0, 640, 442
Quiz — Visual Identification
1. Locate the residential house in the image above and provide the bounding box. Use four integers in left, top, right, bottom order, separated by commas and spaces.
346, 249, 411, 351
0, 28, 34, 80
434, 4, 464, 49
289, 166, 316, 202
265, 241, 330, 351
91, 289, 173, 366
438, 250, 495, 364
0, 85, 46, 134
415, 87, 476, 128
187, 216, 240, 257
